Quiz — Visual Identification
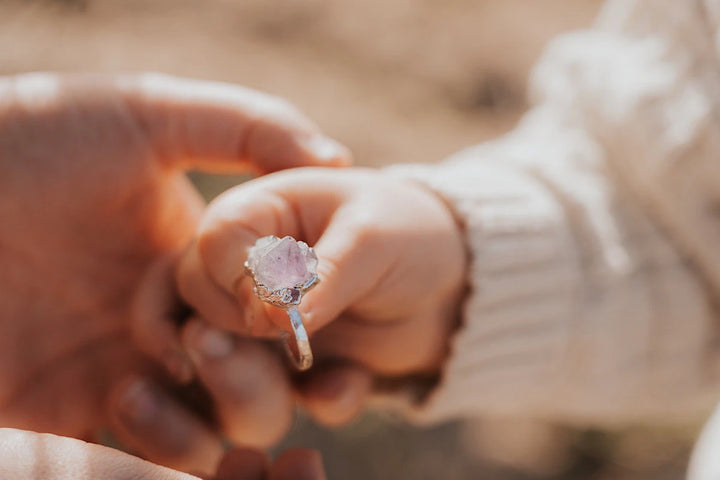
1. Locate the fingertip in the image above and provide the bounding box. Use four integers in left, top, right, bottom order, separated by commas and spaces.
163, 348, 195, 384
297, 285, 342, 335
107, 375, 224, 474
294, 225, 375, 333
298, 364, 372, 427
179, 323, 295, 448
181, 316, 236, 364
298, 135, 353, 168
271, 448, 326, 480
215, 448, 269, 480
110, 376, 160, 427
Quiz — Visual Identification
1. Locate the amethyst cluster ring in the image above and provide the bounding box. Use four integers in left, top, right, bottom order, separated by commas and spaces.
244, 235, 318, 370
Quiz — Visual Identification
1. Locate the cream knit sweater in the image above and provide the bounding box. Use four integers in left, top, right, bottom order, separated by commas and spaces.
390, 0, 720, 462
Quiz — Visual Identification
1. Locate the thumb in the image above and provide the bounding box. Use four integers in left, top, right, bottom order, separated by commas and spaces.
298, 207, 388, 333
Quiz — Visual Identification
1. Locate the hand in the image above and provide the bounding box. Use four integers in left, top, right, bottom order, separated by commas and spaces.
0, 72, 349, 466
0, 428, 326, 480
135, 167, 465, 440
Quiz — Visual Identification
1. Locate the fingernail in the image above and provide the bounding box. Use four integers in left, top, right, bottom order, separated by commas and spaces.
118, 378, 159, 425
195, 324, 235, 359
302, 135, 351, 164
163, 349, 194, 384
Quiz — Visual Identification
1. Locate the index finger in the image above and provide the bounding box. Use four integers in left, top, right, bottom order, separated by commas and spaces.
120, 74, 353, 173
2, 72, 352, 174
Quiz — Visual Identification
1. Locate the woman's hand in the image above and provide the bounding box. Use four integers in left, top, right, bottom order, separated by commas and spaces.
135, 167, 466, 439
0, 428, 326, 480
0, 72, 349, 470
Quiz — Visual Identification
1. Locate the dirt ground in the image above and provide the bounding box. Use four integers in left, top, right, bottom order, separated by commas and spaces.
0, 1, 704, 479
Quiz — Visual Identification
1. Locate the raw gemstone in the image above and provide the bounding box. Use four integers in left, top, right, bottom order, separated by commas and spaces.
247, 236, 318, 292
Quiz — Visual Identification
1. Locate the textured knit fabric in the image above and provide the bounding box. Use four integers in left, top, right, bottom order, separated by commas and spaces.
389, 0, 720, 433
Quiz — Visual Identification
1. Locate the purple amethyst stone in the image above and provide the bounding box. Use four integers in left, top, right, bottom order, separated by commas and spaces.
246, 235, 318, 292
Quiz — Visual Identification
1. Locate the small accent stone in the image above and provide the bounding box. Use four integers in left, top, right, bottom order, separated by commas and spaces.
282, 288, 301, 304
246, 236, 318, 292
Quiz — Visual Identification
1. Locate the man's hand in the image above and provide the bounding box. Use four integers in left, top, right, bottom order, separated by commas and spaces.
0, 73, 349, 470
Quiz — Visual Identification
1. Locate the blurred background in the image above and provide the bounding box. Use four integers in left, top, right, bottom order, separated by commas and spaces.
0, 0, 705, 478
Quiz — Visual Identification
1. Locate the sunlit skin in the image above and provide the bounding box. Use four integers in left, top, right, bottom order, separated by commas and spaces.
0, 428, 326, 480
0, 72, 349, 474
136, 167, 467, 443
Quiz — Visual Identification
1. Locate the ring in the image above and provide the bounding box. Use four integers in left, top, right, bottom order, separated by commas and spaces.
244, 235, 319, 371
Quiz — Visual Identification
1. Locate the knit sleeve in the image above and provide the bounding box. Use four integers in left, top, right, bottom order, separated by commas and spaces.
386, 0, 720, 425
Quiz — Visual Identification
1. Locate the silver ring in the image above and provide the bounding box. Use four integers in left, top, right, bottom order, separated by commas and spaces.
244, 235, 318, 371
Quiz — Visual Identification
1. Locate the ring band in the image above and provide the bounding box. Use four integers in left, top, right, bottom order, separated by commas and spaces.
279, 305, 313, 371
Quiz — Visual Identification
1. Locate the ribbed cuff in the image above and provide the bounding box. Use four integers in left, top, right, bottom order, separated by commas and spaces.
384, 160, 583, 423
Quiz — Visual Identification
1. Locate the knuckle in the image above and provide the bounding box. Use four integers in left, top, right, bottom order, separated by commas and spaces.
351, 220, 384, 252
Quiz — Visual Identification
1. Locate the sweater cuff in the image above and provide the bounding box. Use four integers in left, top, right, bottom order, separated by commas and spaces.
383, 160, 582, 423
